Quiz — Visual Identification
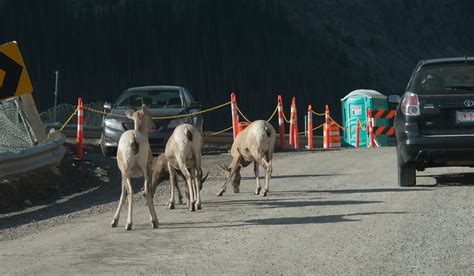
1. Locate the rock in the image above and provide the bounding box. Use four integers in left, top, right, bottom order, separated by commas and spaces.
24, 199, 32, 206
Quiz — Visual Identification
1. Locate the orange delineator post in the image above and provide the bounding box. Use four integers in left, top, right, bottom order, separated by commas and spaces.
307, 105, 313, 149
323, 105, 330, 149
277, 95, 285, 150
289, 99, 295, 146
292, 97, 299, 149
355, 118, 360, 148
368, 110, 375, 148
76, 97, 84, 160
230, 92, 239, 140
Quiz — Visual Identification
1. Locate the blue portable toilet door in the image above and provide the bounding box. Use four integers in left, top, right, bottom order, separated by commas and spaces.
346, 97, 367, 146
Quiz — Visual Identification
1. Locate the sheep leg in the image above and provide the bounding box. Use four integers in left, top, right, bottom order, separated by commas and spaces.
125, 177, 133, 230
194, 152, 203, 210
256, 155, 272, 197
180, 164, 195, 211
142, 168, 158, 228
167, 163, 176, 209
253, 161, 261, 195
111, 177, 127, 227
174, 180, 184, 205
193, 169, 202, 210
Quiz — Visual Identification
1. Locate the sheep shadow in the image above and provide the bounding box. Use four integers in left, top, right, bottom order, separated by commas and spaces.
206, 198, 382, 209
161, 211, 406, 229
0, 153, 132, 231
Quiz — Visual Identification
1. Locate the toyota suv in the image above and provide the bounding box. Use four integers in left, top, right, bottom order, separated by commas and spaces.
100, 86, 203, 156
392, 57, 474, 186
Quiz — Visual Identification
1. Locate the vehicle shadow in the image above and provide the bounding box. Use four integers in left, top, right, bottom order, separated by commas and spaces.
272, 187, 432, 195
419, 172, 474, 187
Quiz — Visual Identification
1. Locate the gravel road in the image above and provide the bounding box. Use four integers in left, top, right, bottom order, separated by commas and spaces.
0, 148, 472, 274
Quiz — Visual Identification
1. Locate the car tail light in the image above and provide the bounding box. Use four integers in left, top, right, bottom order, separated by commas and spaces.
401, 92, 420, 116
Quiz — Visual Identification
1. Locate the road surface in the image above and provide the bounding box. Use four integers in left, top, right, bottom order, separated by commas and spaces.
0, 148, 472, 274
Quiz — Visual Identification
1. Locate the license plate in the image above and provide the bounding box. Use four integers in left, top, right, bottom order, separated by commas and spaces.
455, 109, 474, 124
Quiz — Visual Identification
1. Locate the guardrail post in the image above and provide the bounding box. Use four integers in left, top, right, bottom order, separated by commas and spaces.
231, 92, 239, 140
76, 98, 83, 160
355, 118, 360, 148
324, 105, 330, 149
307, 105, 313, 149
277, 95, 285, 150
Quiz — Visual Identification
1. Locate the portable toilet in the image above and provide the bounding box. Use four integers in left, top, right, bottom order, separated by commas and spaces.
341, 89, 390, 147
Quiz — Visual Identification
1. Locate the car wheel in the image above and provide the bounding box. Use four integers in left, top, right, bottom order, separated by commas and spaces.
397, 152, 416, 187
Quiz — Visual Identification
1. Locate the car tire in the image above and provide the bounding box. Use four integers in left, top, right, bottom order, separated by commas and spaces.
397, 152, 416, 187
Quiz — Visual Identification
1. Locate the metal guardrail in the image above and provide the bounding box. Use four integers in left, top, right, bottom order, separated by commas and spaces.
0, 132, 66, 178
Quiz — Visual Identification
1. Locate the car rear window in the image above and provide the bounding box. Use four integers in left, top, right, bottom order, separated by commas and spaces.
411, 64, 474, 95
115, 90, 184, 108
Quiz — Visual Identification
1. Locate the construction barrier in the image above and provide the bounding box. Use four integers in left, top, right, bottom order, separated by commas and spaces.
57, 93, 347, 152
323, 105, 341, 149
368, 109, 396, 147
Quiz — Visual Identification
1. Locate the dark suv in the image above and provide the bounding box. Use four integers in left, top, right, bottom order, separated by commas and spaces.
393, 57, 474, 186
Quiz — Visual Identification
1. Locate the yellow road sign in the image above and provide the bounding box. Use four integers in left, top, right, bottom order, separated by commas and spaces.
0, 41, 33, 100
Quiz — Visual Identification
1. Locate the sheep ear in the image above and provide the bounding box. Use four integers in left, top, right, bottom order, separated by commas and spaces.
125, 111, 134, 120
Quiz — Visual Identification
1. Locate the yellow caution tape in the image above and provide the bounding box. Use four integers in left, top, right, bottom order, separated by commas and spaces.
266, 105, 278, 122
311, 110, 326, 116
204, 126, 234, 137
297, 123, 325, 135
83, 101, 232, 120
282, 111, 291, 123
236, 106, 252, 123
328, 115, 345, 130
59, 106, 79, 131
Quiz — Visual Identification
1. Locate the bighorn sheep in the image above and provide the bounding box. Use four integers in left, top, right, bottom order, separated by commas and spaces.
111, 105, 158, 230
150, 154, 209, 205
217, 120, 276, 197
165, 123, 204, 211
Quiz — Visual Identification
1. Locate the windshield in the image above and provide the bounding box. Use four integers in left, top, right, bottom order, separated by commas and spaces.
115, 89, 184, 108
411, 64, 474, 94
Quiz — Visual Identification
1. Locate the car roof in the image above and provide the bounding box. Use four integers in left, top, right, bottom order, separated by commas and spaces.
419, 57, 474, 67
125, 85, 185, 92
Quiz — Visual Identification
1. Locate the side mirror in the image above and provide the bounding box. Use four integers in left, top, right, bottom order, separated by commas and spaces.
189, 102, 201, 109
103, 102, 112, 111
388, 95, 401, 104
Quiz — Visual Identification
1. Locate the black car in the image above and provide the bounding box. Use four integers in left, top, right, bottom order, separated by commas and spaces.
392, 57, 474, 186
100, 85, 203, 156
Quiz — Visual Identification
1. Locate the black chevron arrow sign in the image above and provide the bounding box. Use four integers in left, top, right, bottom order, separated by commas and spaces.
0, 51, 23, 99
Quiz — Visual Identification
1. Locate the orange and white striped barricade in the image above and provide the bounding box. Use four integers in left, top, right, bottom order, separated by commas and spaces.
323, 105, 341, 149
76, 97, 84, 160
368, 109, 396, 147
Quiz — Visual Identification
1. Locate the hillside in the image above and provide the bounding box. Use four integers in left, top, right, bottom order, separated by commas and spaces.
1, 0, 474, 129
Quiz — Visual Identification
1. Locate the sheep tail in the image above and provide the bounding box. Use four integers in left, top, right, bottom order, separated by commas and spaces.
130, 134, 139, 155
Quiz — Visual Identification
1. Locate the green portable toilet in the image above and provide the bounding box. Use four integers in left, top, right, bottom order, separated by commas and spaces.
341, 89, 390, 147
